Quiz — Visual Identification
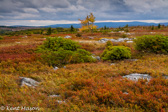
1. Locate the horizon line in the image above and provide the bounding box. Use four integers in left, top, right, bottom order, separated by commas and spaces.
1, 19, 168, 26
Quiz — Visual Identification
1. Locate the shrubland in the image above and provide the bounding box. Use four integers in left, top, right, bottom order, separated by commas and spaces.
0, 36, 3, 40
134, 35, 168, 54
101, 46, 131, 61
0, 27, 168, 112
37, 37, 96, 66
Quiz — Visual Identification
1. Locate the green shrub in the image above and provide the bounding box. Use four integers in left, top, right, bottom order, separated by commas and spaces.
0, 36, 3, 40
71, 49, 95, 63
37, 37, 96, 66
101, 46, 131, 60
106, 41, 113, 47
39, 37, 81, 51
134, 35, 168, 54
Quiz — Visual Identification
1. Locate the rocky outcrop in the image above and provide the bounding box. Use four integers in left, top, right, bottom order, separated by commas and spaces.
20, 77, 39, 87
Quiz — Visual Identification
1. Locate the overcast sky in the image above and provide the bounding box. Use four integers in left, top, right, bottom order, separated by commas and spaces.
0, 0, 168, 26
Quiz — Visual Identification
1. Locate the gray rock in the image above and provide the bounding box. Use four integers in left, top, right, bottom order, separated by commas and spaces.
123, 92, 129, 95
119, 31, 125, 33
92, 55, 101, 61
89, 36, 94, 39
99, 38, 133, 43
95, 56, 101, 61
162, 75, 168, 79
92, 55, 96, 59
64, 35, 71, 38
22, 35, 28, 38
54, 66, 59, 70
110, 63, 115, 65
123, 73, 152, 81
20, 77, 39, 87
125, 59, 138, 61
126, 41, 133, 43
98, 38, 109, 43
49, 95, 61, 98
125, 33, 131, 35
56, 100, 66, 104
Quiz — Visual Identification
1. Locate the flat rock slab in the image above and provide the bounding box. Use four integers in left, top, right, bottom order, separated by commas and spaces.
49, 95, 61, 98
20, 77, 39, 87
163, 76, 168, 79
99, 38, 133, 43
64, 35, 72, 38
56, 100, 66, 104
123, 73, 152, 81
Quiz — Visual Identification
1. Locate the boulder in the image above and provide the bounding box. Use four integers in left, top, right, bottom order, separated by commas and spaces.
99, 38, 133, 43
56, 100, 66, 104
123, 73, 152, 81
163, 75, 168, 79
110, 63, 115, 66
54, 66, 59, 70
89, 36, 94, 39
49, 95, 61, 98
64, 35, 72, 39
20, 77, 39, 87
92, 55, 101, 61
95, 56, 101, 61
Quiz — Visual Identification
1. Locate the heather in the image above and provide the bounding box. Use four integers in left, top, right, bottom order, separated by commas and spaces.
0, 26, 168, 111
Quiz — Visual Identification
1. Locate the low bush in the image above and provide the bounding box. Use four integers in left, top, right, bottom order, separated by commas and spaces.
134, 35, 168, 54
76, 33, 82, 37
37, 37, 96, 66
0, 36, 3, 40
39, 37, 81, 51
105, 41, 113, 47
101, 46, 131, 60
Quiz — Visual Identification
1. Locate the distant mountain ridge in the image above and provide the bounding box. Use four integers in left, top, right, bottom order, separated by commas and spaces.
1, 22, 168, 28
45, 22, 168, 28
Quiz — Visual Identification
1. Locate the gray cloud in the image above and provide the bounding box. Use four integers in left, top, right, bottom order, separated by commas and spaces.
0, 0, 168, 25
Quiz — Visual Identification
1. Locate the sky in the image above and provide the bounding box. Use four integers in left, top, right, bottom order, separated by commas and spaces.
0, 0, 168, 26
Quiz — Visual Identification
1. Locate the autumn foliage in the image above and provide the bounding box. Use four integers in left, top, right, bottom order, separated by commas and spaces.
79, 13, 97, 32
0, 27, 168, 111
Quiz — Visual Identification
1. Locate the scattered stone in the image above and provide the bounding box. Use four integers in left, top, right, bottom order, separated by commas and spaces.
92, 55, 96, 59
162, 75, 168, 79
89, 36, 94, 39
125, 33, 131, 35
110, 63, 115, 66
20, 77, 39, 87
64, 35, 71, 39
123, 92, 129, 95
63, 66, 66, 69
54, 66, 59, 70
22, 35, 28, 38
49, 95, 61, 98
119, 31, 125, 33
126, 41, 133, 43
123, 73, 152, 81
92, 55, 101, 61
95, 56, 101, 61
150, 32, 155, 34
98, 38, 109, 43
125, 59, 138, 61
56, 100, 66, 104
99, 38, 133, 43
